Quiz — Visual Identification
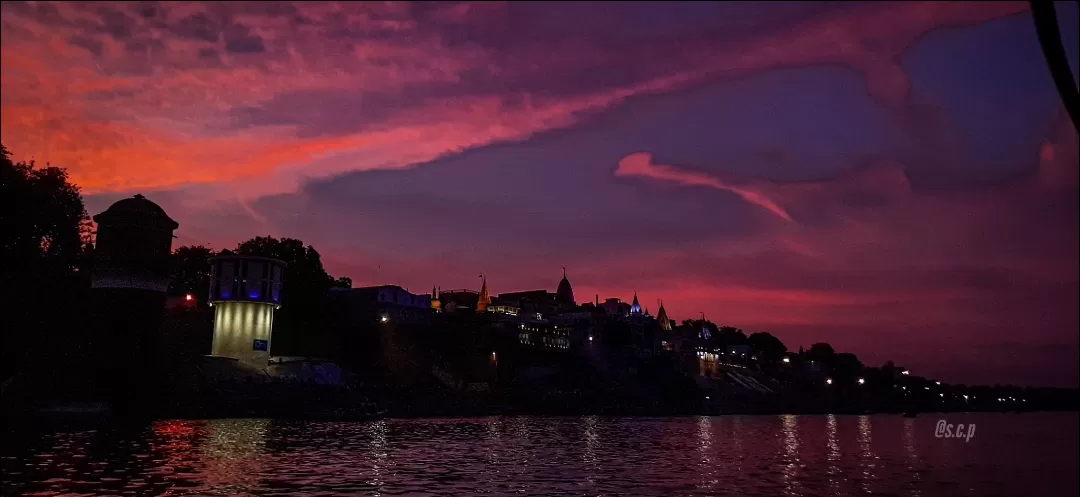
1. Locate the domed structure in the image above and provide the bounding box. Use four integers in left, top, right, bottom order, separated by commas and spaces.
556, 267, 575, 305
93, 193, 179, 230
87, 193, 179, 414
91, 194, 178, 292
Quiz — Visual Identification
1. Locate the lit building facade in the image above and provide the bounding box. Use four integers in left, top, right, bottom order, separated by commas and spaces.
208, 255, 286, 368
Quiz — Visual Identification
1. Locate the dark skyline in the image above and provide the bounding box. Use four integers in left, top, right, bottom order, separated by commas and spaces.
1, 1, 1078, 387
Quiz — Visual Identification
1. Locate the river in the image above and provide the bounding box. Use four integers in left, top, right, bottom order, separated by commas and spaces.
2, 412, 1076, 496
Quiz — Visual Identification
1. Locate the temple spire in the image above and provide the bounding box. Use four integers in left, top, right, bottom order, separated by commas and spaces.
630, 291, 642, 315
657, 299, 671, 331
477, 274, 491, 312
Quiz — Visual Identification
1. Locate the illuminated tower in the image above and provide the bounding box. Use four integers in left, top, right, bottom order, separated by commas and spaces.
89, 194, 179, 409
431, 286, 442, 312
208, 255, 285, 368
630, 291, 642, 315
477, 275, 491, 312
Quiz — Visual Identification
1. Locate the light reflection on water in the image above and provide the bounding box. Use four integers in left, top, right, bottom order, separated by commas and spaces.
2, 413, 1077, 497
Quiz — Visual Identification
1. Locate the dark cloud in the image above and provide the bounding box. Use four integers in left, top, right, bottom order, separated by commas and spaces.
223, 23, 265, 53
198, 47, 220, 61
134, 1, 160, 19
171, 12, 221, 42
97, 5, 136, 40
67, 35, 103, 56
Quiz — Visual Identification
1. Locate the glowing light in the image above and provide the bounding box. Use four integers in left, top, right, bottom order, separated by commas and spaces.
782, 357, 790, 363
380, 316, 389, 323
185, 293, 193, 301
901, 370, 909, 375
826, 378, 833, 385
935, 381, 941, 385
588, 335, 593, 341
857, 378, 865, 385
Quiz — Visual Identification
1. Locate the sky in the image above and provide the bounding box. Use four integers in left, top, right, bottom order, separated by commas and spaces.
2, 1, 1078, 388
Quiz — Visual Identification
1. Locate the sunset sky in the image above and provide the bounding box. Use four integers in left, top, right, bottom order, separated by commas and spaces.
2, 1, 1078, 387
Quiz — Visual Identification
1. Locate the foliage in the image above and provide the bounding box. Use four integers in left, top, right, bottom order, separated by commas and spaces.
169, 245, 215, 301
807, 342, 837, 364
0, 143, 89, 380
333, 276, 352, 289
747, 332, 788, 361
233, 236, 345, 357
1, 144, 88, 274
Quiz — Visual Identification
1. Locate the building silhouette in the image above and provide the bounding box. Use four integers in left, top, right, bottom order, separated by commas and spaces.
88, 194, 178, 412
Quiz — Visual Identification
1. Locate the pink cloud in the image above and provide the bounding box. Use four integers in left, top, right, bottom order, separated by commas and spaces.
0, 1, 1028, 198
615, 152, 795, 222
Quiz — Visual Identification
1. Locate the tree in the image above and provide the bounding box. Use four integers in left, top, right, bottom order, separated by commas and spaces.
332, 276, 352, 289
235, 236, 335, 302
807, 342, 837, 366
1, 144, 88, 274
233, 236, 348, 357
717, 326, 748, 346
748, 332, 788, 362
834, 352, 864, 379
1, 144, 92, 382
169, 245, 216, 302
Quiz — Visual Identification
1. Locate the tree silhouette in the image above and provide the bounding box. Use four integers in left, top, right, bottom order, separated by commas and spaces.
1, 144, 87, 272
169, 245, 215, 302
747, 332, 788, 361
233, 236, 347, 358
807, 342, 837, 366
1, 144, 89, 381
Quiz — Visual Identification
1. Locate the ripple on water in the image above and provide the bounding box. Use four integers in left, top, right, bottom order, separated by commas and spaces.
1, 413, 1078, 497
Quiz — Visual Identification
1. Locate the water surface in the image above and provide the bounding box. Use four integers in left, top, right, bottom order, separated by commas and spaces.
2, 412, 1076, 496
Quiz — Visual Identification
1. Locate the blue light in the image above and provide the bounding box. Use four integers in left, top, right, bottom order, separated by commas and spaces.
221, 291, 231, 298
249, 292, 260, 299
